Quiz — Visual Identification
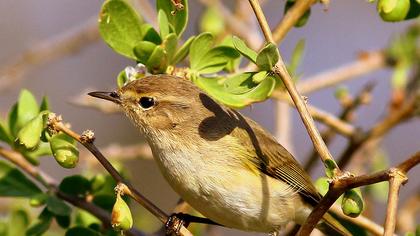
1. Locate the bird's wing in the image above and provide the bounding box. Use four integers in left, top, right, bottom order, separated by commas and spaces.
231, 113, 321, 205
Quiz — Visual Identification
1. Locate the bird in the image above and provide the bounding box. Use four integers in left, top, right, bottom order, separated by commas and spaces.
89, 74, 349, 235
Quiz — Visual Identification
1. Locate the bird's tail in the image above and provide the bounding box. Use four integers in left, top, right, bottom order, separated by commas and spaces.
317, 212, 352, 236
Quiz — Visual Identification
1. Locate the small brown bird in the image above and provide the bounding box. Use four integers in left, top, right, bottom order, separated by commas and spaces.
89, 75, 349, 235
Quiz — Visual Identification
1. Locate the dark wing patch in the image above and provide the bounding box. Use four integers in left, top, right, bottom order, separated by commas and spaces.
231, 112, 321, 205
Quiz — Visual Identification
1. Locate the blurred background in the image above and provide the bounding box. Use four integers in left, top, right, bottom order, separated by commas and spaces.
0, 0, 419, 235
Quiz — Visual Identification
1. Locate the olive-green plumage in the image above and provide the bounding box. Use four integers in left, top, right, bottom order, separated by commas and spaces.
89, 75, 349, 235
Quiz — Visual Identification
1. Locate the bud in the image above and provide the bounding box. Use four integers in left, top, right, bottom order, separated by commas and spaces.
314, 177, 330, 196
377, 0, 410, 22
111, 194, 133, 231
50, 133, 79, 168
341, 188, 364, 217
16, 114, 43, 149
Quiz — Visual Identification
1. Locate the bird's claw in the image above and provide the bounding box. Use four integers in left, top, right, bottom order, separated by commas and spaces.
165, 213, 190, 236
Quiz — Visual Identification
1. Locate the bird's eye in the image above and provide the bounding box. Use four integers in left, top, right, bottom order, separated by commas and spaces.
138, 97, 155, 110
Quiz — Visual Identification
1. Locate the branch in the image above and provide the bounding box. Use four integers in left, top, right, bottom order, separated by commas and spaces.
298, 151, 419, 235
0, 146, 145, 236
303, 82, 375, 171
0, 17, 99, 91
47, 114, 193, 236
272, 0, 317, 44
248, 0, 341, 175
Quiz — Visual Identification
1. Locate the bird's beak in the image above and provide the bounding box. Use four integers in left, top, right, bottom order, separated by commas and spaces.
88, 91, 121, 104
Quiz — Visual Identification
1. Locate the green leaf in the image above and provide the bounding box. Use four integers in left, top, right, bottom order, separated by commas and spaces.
163, 33, 178, 63
26, 208, 53, 236
0, 160, 42, 197
146, 46, 167, 73
141, 24, 162, 44
133, 41, 157, 63
232, 36, 258, 63
30, 193, 48, 207
172, 35, 195, 65
59, 175, 91, 197
0, 220, 8, 236
99, 0, 144, 59
324, 159, 339, 178
50, 133, 79, 169
341, 188, 364, 217
195, 46, 240, 74
117, 70, 128, 89
256, 43, 280, 71
252, 71, 269, 84
8, 103, 18, 138
220, 36, 241, 73
55, 214, 71, 229
75, 210, 101, 228
190, 33, 214, 70
90, 175, 107, 193
93, 194, 116, 212
224, 72, 259, 94
11, 90, 39, 137
22, 142, 52, 165
46, 196, 72, 216
0, 121, 12, 145
156, 0, 188, 36
39, 96, 49, 112
287, 39, 305, 77
9, 209, 29, 236
195, 75, 276, 108
16, 114, 44, 149
65, 227, 101, 236
158, 10, 170, 38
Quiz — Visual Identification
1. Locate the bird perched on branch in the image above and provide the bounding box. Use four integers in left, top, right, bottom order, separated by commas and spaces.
89, 75, 349, 235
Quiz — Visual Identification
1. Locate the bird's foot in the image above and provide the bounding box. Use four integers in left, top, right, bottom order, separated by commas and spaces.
165, 213, 190, 236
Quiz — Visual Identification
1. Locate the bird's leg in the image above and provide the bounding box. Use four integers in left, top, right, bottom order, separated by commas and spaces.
165, 213, 221, 235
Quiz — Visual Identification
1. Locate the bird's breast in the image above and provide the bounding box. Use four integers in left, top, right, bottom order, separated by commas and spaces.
147, 138, 307, 233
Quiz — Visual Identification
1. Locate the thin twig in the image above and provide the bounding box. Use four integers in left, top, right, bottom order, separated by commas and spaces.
272, 0, 317, 44
47, 114, 193, 236
248, 0, 341, 175
384, 170, 407, 236
0, 17, 99, 91
248, 0, 274, 43
304, 82, 375, 171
